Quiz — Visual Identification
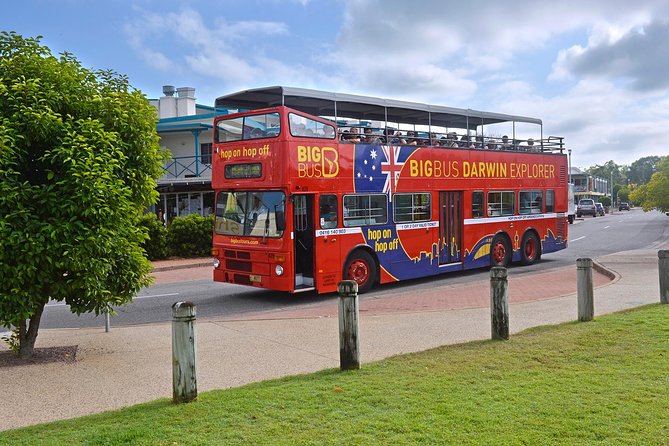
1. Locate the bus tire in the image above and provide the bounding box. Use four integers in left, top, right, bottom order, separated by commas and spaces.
568, 215, 574, 224
490, 235, 512, 267
520, 232, 541, 265
344, 250, 376, 294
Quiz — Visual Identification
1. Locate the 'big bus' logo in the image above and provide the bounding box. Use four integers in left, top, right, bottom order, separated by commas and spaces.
297, 145, 339, 178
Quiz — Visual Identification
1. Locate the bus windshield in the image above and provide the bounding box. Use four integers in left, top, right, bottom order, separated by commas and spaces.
215, 191, 285, 237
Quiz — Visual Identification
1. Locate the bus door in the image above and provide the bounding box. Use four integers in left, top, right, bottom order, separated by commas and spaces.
439, 191, 462, 265
293, 194, 315, 290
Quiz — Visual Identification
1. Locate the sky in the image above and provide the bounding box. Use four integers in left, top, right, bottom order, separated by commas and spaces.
3, 0, 669, 169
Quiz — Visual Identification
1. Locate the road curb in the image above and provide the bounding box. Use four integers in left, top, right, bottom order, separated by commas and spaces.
151, 262, 212, 273
592, 259, 619, 281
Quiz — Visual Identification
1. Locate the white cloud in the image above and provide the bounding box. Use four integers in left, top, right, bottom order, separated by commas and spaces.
551, 20, 669, 91
124, 8, 292, 80
123, 0, 669, 166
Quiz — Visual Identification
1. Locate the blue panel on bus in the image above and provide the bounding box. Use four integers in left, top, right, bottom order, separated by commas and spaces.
353, 144, 416, 195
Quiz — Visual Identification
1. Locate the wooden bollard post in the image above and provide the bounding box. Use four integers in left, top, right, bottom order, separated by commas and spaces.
172, 301, 197, 403
338, 280, 360, 370
490, 267, 509, 340
577, 258, 594, 321
660, 250, 669, 304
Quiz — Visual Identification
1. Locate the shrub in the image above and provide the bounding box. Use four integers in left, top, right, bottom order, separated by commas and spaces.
139, 213, 169, 260
168, 214, 214, 257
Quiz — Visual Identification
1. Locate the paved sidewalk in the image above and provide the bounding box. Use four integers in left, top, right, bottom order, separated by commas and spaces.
0, 247, 667, 431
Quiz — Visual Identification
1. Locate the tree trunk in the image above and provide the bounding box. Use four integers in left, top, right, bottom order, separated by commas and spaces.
18, 302, 45, 359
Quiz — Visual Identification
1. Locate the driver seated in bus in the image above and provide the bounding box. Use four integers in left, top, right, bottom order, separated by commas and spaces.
248, 194, 269, 227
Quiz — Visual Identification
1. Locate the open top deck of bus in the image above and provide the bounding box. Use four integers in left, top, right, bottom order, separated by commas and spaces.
215, 85, 541, 130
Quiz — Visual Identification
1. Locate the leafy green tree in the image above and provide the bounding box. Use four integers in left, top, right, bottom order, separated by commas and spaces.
629, 184, 647, 209
631, 157, 669, 212
616, 185, 630, 203
586, 160, 627, 189
628, 155, 664, 185
0, 33, 167, 358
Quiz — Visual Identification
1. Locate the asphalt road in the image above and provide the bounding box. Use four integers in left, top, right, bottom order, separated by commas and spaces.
37, 208, 668, 329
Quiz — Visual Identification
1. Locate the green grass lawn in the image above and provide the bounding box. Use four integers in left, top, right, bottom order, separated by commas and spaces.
2, 304, 668, 445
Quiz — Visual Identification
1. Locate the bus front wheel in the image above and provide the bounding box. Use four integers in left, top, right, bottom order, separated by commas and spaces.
490, 235, 511, 267
344, 250, 376, 294
520, 232, 541, 265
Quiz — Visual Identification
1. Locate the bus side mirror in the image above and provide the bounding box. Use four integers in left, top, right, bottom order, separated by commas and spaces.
275, 210, 286, 231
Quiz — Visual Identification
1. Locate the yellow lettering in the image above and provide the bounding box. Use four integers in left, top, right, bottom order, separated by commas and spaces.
410, 160, 418, 177
321, 147, 339, 177
297, 145, 308, 162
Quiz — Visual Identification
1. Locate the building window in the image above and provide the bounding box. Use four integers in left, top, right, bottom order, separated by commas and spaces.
343, 194, 387, 227
393, 193, 431, 223
200, 143, 212, 164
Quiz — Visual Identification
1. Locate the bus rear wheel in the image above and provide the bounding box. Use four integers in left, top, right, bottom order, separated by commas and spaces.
344, 250, 376, 294
490, 235, 511, 267
520, 232, 541, 265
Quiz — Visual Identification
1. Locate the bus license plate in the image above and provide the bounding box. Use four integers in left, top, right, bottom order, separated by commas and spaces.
249, 274, 261, 283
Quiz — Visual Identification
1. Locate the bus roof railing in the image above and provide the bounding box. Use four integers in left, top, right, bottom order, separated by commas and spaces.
214, 86, 543, 130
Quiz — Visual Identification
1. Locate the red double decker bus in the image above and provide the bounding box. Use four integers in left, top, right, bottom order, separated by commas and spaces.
211, 86, 569, 293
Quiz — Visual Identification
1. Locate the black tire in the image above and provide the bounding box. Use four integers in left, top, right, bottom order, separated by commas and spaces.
576, 213, 581, 218
490, 235, 512, 267
343, 250, 377, 294
568, 215, 574, 224
520, 232, 541, 265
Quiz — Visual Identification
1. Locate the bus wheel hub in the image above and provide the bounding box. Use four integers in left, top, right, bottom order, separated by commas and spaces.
348, 260, 369, 284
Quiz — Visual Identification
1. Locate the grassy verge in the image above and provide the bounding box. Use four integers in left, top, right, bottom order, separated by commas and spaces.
2, 305, 668, 445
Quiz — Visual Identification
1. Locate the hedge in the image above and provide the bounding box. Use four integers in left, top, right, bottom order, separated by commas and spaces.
141, 213, 213, 260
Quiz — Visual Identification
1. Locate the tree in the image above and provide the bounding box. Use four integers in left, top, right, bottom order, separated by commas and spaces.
630, 157, 669, 212
628, 155, 664, 185
0, 32, 167, 358
585, 160, 627, 188
617, 185, 630, 203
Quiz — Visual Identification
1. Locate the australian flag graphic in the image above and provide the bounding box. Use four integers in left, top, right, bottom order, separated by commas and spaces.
353, 144, 416, 199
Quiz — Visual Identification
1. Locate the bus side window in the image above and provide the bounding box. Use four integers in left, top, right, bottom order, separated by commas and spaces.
319, 194, 338, 229
472, 191, 484, 218
545, 190, 554, 213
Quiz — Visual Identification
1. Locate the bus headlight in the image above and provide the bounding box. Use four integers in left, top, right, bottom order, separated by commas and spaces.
213, 258, 220, 268
275, 265, 284, 276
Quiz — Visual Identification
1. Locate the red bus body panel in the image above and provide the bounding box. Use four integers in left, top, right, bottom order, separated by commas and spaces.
212, 106, 568, 294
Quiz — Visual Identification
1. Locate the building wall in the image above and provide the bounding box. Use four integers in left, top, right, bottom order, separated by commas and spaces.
149, 86, 221, 223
